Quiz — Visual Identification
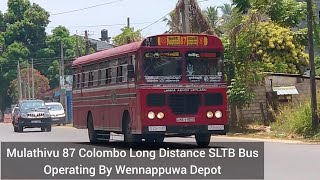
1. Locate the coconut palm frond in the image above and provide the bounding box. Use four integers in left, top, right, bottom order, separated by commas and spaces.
163, 0, 215, 34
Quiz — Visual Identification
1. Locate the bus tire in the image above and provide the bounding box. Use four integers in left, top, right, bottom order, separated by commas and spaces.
87, 113, 100, 143
195, 134, 211, 148
122, 112, 140, 144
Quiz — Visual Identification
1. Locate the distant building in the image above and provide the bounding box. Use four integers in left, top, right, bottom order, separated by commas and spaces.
76, 29, 115, 52
88, 37, 115, 52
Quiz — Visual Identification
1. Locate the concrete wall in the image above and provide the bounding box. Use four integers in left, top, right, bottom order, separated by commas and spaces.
241, 85, 267, 121
241, 75, 320, 121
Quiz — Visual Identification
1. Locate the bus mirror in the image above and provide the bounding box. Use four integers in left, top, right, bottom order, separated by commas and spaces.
127, 64, 135, 78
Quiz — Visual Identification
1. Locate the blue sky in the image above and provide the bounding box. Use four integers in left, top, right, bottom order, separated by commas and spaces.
0, 0, 231, 40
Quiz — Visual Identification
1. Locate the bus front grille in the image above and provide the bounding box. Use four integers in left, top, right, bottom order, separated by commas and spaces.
168, 94, 201, 115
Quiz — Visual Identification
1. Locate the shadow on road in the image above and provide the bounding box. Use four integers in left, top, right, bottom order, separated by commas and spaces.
75, 141, 223, 151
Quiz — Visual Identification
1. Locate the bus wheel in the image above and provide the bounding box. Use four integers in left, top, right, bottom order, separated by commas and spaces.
195, 134, 211, 148
123, 113, 140, 144
87, 113, 99, 143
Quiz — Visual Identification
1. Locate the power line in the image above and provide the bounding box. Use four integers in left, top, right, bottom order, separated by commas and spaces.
47, 22, 152, 29
140, 0, 211, 32
140, 11, 172, 31
51, 0, 124, 16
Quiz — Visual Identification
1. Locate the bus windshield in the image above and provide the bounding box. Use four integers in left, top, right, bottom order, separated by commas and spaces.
185, 52, 223, 83
143, 52, 182, 83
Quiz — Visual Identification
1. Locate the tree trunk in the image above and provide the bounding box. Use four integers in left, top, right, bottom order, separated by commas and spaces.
230, 105, 238, 131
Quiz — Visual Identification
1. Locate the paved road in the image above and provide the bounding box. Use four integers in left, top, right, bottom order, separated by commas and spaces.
0, 123, 319, 180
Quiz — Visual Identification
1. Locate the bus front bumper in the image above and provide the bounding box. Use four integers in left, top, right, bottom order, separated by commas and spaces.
142, 124, 229, 135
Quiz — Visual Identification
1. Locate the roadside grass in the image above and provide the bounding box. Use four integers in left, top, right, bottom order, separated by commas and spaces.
228, 102, 320, 142
271, 102, 320, 141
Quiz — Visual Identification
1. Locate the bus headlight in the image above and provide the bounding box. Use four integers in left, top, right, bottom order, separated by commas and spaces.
207, 111, 214, 119
215, 110, 223, 119
157, 112, 165, 119
148, 111, 155, 120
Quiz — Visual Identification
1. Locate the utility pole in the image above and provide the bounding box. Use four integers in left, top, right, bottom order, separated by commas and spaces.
127, 17, 132, 44
31, 58, 35, 99
75, 34, 81, 58
27, 62, 31, 99
181, 0, 191, 33
17, 62, 22, 100
307, 0, 319, 129
127, 17, 130, 28
60, 41, 65, 107
85, 30, 90, 55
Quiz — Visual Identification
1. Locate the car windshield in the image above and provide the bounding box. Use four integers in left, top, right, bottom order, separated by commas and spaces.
21, 101, 47, 110
46, 104, 63, 111
143, 51, 182, 83
185, 52, 223, 83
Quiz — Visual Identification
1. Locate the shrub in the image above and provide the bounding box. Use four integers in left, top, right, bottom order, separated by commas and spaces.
272, 102, 320, 138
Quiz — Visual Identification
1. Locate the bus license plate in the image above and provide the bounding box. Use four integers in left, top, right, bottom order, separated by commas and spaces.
208, 125, 224, 131
148, 126, 166, 132
32, 120, 41, 123
176, 117, 195, 122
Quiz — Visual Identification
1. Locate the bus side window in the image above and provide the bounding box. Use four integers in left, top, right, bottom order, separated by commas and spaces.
88, 71, 94, 87
77, 74, 80, 88
105, 68, 111, 84
97, 70, 101, 86
117, 65, 124, 83
73, 75, 76, 88
81, 73, 85, 88
111, 68, 117, 84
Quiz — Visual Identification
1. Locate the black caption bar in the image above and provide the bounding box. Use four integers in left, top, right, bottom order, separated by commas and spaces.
1, 142, 264, 179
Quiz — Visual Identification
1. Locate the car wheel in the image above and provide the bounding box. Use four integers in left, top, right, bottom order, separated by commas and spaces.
14, 125, 18, 132
46, 124, 52, 132
18, 124, 23, 133
41, 127, 46, 132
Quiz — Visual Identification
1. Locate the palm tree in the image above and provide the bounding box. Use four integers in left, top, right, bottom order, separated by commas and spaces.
203, 6, 219, 27
163, 10, 182, 34
164, 0, 214, 34
219, 3, 233, 19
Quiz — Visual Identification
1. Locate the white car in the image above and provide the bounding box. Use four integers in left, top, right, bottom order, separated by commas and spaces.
45, 102, 66, 125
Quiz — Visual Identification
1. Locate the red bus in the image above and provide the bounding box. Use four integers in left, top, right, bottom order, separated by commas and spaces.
72, 34, 228, 147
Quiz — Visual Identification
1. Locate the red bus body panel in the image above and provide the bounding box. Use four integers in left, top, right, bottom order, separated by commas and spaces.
72, 34, 228, 135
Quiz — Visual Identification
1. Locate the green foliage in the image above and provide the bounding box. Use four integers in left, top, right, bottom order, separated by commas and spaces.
268, 0, 306, 27
47, 60, 60, 88
233, 0, 306, 28
238, 21, 308, 74
3, 3, 49, 52
227, 79, 254, 109
0, 0, 81, 111
113, 27, 142, 46
5, 0, 31, 24
204, 6, 219, 27
271, 102, 320, 138
0, 11, 5, 32
232, 0, 251, 14
315, 57, 320, 76
3, 42, 30, 61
